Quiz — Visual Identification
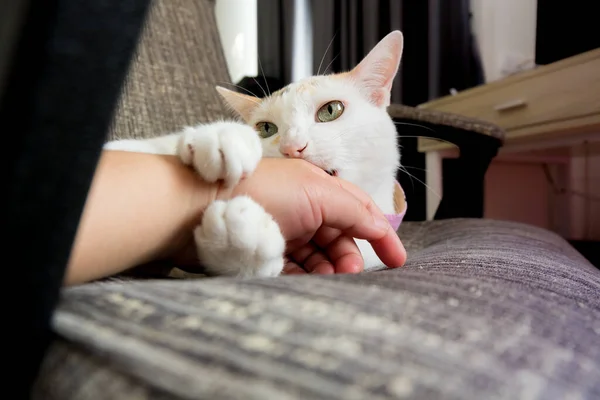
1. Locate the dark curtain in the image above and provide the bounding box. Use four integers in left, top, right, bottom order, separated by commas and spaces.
254, 0, 484, 220
430, 0, 485, 100
310, 0, 404, 103
310, 0, 484, 105
256, 0, 483, 104
246, 0, 295, 94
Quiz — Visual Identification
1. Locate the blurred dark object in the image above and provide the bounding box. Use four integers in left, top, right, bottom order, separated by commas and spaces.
568, 240, 600, 269
1, 0, 151, 396
535, 0, 600, 65
0, 0, 28, 95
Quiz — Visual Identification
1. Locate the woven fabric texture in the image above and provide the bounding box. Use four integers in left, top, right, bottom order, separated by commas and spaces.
34, 219, 600, 400
108, 0, 233, 141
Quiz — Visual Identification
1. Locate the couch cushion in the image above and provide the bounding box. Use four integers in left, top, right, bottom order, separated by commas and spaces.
34, 219, 600, 399
109, 0, 233, 142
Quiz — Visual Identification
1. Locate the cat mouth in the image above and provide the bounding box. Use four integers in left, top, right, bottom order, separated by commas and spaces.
325, 169, 338, 177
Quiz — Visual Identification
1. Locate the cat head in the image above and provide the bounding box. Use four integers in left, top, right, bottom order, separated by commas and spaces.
216, 30, 403, 185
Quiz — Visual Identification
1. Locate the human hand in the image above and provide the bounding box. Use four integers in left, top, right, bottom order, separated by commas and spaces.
215, 158, 406, 274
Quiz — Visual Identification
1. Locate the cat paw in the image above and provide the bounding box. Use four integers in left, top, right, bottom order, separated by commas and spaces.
177, 121, 262, 187
194, 196, 285, 278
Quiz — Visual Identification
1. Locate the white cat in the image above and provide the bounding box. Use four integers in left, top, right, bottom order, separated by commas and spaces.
104, 30, 404, 277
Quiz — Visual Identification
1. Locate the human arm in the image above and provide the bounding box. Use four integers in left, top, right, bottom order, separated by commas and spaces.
66, 151, 406, 285
65, 150, 214, 285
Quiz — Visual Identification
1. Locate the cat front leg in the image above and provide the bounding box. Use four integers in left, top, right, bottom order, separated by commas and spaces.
177, 121, 262, 187
103, 133, 180, 155
194, 196, 286, 277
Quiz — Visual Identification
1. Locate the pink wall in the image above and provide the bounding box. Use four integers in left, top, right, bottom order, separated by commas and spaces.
484, 161, 551, 230
483, 143, 600, 241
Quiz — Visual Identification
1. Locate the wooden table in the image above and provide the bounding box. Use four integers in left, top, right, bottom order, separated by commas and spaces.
417, 48, 600, 238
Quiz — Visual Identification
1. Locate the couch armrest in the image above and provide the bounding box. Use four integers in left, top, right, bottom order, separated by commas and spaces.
388, 104, 505, 146
387, 104, 506, 220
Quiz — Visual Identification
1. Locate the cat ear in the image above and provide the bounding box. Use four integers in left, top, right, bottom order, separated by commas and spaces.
215, 86, 260, 121
349, 30, 404, 108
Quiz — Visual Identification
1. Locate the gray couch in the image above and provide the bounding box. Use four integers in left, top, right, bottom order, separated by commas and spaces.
33, 0, 600, 399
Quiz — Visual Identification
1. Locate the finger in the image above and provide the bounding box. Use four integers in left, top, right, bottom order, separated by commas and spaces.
289, 239, 357, 275
368, 232, 406, 268
282, 261, 307, 275
303, 251, 335, 274
367, 228, 406, 268
312, 263, 336, 274
313, 225, 403, 272
289, 242, 320, 265
311, 225, 342, 248
285, 233, 315, 255
310, 226, 364, 273
324, 234, 364, 274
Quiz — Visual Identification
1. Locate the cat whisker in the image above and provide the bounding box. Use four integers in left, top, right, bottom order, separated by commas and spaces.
257, 56, 271, 96
395, 135, 441, 140
324, 123, 393, 141
252, 77, 268, 98
398, 166, 441, 200
325, 129, 397, 143
334, 120, 437, 138
332, 121, 437, 142
396, 135, 454, 147
327, 126, 449, 146
317, 33, 337, 76
400, 165, 416, 192
324, 120, 433, 140
322, 53, 340, 75
402, 165, 427, 172
334, 161, 439, 200
392, 121, 437, 134
217, 81, 261, 101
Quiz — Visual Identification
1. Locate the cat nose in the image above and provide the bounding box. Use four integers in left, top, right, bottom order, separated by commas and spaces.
280, 142, 308, 158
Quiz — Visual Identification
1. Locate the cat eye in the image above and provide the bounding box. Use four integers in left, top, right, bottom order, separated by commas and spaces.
255, 121, 278, 138
316, 100, 344, 122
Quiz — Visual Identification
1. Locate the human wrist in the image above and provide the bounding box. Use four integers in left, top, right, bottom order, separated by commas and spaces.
66, 151, 221, 285
161, 156, 221, 257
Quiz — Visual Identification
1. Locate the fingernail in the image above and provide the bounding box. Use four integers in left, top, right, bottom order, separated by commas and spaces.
374, 215, 391, 232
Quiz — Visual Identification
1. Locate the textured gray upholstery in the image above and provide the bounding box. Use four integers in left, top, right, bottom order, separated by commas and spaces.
108, 0, 233, 141
33, 0, 600, 398
35, 220, 600, 399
